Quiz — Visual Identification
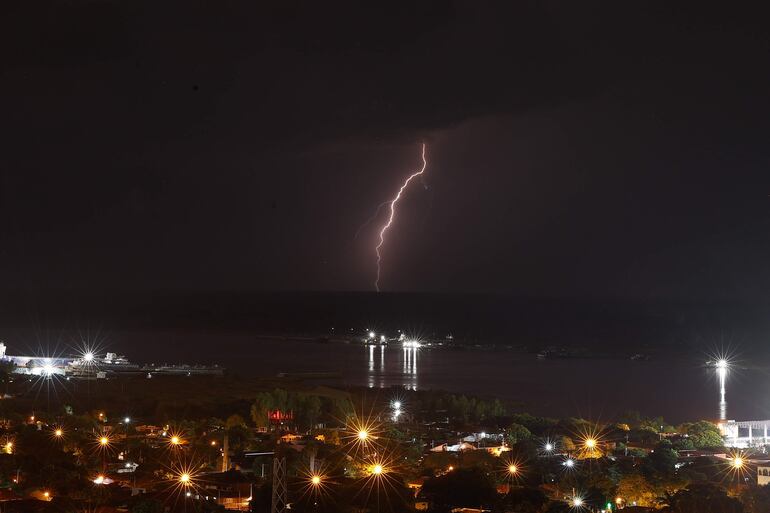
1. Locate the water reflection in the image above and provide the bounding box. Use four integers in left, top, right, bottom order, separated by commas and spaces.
368, 345, 375, 388
380, 345, 385, 371
379, 345, 385, 388
717, 365, 727, 420
403, 346, 418, 391
364, 344, 419, 391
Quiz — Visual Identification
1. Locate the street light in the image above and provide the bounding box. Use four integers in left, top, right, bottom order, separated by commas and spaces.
733, 457, 744, 469
371, 464, 384, 475
42, 362, 55, 377
357, 430, 369, 442
311, 475, 321, 485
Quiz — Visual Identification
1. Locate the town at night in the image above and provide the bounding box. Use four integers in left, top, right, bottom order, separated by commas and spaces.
4, 2, 770, 512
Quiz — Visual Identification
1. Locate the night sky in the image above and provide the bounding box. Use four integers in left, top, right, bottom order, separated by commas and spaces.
4, 2, 770, 302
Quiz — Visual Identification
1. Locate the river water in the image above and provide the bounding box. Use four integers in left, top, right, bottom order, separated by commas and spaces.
114, 332, 770, 424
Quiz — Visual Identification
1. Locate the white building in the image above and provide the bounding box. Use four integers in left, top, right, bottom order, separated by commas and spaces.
759, 466, 770, 486
718, 420, 770, 448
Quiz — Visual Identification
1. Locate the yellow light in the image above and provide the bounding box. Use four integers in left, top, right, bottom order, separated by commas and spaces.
210, 440, 216, 446
357, 430, 369, 441
44, 491, 50, 498
616, 497, 623, 505
371, 464, 384, 475
508, 464, 518, 474
585, 438, 596, 449
171, 436, 181, 445
100, 436, 109, 446
180, 473, 191, 484
311, 475, 321, 485
733, 457, 744, 469
572, 497, 583, 507
94, 475, 105, 484
447, 465, 454, 471
30, 416, 35, 422
54, 429, 63, 437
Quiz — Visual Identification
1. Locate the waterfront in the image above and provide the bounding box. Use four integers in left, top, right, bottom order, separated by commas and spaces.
110, 331, 770, 424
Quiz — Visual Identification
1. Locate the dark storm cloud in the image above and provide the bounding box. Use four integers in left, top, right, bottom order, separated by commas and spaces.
2, 1, 770, 301
2, 2, 624, 151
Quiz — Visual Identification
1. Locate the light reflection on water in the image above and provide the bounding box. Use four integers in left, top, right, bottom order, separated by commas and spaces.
368, 345, 418, 390
117, 332, 770, 424
718, 366, 727, 421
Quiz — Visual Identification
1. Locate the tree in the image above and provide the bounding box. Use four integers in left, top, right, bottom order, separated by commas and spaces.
225, 414, 247, 429
131, 499, 163, 513
496, 487, 549, 513
648, 442, 679, 474
740, 485, 770, 513
296, 394, 322, 430
506, 423, 532, 446
673, 437, 695, 451
251, 391, 274, 428
510, 413, 558, 433
560, 436, 576, 452
616, 473, 660, 508
421, 467, 498, 510
661, 483, 742, 513
685, 421, 724, 449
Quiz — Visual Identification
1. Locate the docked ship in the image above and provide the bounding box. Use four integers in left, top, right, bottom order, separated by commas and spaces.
1, 342, 224, 379
142, 363, 224, 377
67, 352, 143, 378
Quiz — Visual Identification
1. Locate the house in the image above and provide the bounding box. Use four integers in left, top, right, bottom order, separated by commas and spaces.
759, 466, 770, 486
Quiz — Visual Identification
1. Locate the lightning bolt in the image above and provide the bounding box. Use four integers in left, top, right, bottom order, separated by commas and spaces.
374, 143, 428, 292
354, 201, 390, 241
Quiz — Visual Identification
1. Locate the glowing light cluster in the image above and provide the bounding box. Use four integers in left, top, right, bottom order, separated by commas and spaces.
391, 398, 404, 421
344, 412, 383, 459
